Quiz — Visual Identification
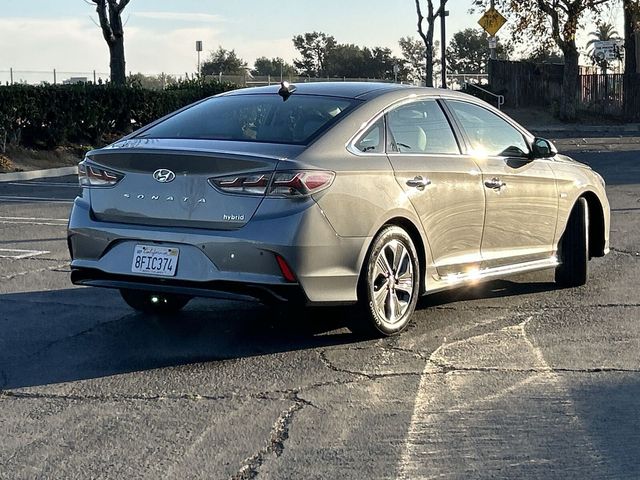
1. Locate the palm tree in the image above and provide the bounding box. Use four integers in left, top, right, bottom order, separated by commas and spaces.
586, 23, 621, 73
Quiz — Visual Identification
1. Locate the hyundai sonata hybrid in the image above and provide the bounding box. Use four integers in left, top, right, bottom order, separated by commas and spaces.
68, 82, 610, 336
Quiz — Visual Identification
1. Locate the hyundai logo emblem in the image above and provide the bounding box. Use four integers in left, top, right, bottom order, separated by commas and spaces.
153, 169, 176, 183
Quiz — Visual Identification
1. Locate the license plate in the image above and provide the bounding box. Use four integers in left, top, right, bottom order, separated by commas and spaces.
131, 245, 179, 277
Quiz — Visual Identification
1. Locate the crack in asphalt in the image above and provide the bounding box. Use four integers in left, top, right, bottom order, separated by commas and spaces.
0, 390, 285, 403
230, 394, 308, 480
610, 247, 640, 257
427, 361, 640, 375
21, 315, 130, 362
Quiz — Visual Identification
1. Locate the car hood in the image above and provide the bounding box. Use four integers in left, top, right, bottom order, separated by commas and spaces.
555, 153, 591, 169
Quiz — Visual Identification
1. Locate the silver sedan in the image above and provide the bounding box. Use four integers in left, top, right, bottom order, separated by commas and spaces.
68, 82, 610, 336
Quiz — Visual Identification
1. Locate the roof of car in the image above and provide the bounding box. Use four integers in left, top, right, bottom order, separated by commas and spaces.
221, 81, 416, 100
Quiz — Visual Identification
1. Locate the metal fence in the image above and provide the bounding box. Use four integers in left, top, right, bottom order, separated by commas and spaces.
0, 69, 113, 85
0, 69, 408, 87
1, 69, 487, 89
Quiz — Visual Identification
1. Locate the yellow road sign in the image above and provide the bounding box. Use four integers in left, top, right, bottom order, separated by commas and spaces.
478, 7, 507, 37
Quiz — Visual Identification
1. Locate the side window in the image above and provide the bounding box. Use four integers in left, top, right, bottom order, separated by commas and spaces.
354, 118, 384, 153
387, 100, 460, 155
447, 100, 530, 157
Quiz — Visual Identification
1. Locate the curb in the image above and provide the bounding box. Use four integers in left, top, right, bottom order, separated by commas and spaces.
529, 124, 640, 135
0, 166, 78, 183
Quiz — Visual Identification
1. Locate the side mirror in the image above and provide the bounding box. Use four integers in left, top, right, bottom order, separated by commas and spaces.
531, 137, 558, 159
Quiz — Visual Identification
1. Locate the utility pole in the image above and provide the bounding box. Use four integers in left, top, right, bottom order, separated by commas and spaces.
439, 0, 449, 88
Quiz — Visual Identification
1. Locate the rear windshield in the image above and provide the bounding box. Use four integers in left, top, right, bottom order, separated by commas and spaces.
137, 93, 360, 145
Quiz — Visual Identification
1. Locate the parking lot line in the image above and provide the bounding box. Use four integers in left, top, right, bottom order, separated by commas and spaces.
4, 182, 79, 188
0, 216, 68, 221
0, 248, 50, 259
0, 216, 68, 226
0, 196, 74, 203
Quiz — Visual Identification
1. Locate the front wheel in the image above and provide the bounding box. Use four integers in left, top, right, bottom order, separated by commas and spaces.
351, 226, 420, 337
555, 197, 589, 287
119, 289, 191, 315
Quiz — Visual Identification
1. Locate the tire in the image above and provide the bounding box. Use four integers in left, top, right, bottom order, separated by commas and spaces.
555, 197, 589, 288
119, 289, 191, 315
350, 225, 420, 337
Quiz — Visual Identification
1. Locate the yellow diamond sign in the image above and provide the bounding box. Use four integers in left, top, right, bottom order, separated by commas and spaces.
478, 7, 507, 37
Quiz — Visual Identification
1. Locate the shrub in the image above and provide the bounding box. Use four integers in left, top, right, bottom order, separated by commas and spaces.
0, 79, 238, 149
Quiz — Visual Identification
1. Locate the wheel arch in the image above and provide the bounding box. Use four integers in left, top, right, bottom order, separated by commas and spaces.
581, 191, 606, 258
360, 216, 429, 296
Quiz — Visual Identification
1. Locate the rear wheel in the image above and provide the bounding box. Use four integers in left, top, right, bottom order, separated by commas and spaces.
351, 226, 420, 337
555, 197, 589, 287
119, 289, 191, 314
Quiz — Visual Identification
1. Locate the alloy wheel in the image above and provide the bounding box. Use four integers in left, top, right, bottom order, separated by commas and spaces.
369, 239, 415, 327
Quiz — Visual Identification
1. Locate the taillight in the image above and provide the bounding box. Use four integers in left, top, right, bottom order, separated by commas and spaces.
269, 171, 335, 197
210, 173, 271, 195
275, 254, 297, 282
78, 161, 124, 187
210, 170, 335, 198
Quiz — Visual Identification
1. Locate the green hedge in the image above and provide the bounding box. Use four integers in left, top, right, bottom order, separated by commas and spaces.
0, 80, 238, 149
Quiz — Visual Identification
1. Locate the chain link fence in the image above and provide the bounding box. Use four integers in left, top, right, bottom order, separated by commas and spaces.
0, 69, 487, 90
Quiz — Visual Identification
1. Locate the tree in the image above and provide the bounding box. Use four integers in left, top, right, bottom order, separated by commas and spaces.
473, 0, 610, 120
92, 0, 131, 86
623, 0, 640, 119
414, 0, 447, 87
366, 47, 408, 80
446, 28, 510, 74
586, 22, 621, 73
400, 36, 434, 84
523, 49, 565, 63
201, 47, 247, 76
252, 57, 297, 78
292, 32, 337, 77
325, 44, 367, 77
400, 37, 441, 84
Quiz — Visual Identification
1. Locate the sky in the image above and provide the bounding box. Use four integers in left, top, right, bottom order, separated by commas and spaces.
0, 0, 626, 82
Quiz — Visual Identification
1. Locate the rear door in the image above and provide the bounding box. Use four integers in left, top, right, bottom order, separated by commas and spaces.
385, 99, 485, 277
444, 100, 558, 268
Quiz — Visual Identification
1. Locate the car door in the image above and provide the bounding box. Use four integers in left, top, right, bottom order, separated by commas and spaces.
444, 99, 558, 268
385, 98, 485, 277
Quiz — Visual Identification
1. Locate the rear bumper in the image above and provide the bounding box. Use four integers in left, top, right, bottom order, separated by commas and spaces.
70, 267, 307, 304
68, 196, 370, 304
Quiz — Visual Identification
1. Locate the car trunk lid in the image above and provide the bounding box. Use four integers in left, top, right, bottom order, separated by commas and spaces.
87, 145, 291, 230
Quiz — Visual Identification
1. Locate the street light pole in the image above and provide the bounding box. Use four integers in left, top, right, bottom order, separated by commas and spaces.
440, 0, 449, 88
196, 41, 203, 77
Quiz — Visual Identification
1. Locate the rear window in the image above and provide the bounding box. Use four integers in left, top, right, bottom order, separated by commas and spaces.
138, 94, 360, 145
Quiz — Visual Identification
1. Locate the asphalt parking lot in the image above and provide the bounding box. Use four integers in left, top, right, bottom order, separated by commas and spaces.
1, 143, 639, 479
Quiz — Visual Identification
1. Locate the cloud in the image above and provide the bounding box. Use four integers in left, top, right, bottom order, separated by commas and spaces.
134, 12, 226, 23
0, 15, 296, 83
0, 17, 109, 82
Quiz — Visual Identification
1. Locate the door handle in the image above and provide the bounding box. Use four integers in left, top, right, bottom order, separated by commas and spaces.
406, 176, 432, 190
484, 178, 506, 190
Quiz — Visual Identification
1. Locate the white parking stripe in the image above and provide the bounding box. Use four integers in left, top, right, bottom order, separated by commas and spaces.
0, 221, 67, 226
5, 181, 79, 188
0, 216, 68, 222
0, 248, 50, 259
396, 315, 602, 479
0, 196, 74, 203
